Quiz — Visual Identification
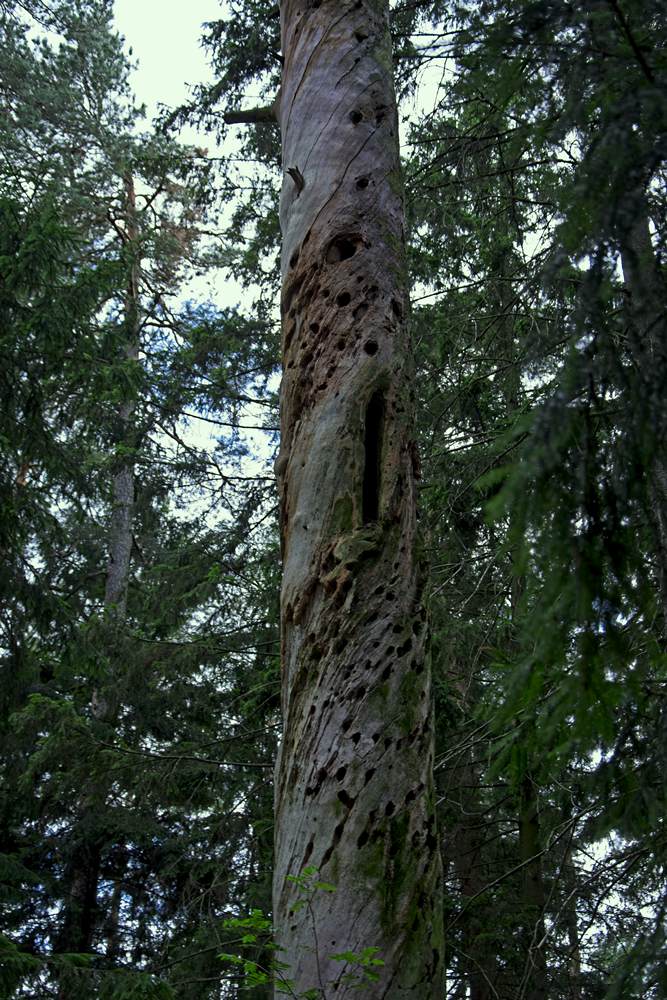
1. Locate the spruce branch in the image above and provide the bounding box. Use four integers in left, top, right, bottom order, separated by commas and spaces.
223, 93, 279, 125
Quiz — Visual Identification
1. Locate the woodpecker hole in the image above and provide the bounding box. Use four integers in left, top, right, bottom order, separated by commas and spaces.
363, 390, 385, 523
327, 236, 360, 263
349, 110, 363, 124
338, 789, 355, 809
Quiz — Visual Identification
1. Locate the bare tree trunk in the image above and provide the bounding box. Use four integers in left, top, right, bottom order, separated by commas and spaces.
273, 2, 443, 996
105, 173, 140, 618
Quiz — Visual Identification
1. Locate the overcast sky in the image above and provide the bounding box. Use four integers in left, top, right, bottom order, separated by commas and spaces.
113, 0, 219, 120
109, 3, 276, 458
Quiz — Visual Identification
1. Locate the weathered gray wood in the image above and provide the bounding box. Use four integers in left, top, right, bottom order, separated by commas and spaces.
273, 2, 443, 995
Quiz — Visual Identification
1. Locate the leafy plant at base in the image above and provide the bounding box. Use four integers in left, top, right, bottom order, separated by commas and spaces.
219, 872, 384, 997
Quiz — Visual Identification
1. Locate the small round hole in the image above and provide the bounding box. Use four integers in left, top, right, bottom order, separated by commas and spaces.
336, 291, 351, 307
349, 110, 363, 125
363, 340, 378, 356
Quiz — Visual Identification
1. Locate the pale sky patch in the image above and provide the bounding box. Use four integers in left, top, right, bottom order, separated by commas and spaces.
113, 0, 219, 121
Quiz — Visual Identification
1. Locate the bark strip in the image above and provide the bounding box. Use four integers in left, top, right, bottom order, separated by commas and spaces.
273, 2, 443, 996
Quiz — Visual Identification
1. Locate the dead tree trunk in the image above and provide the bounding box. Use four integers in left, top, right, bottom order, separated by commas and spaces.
273, 2, 443, 996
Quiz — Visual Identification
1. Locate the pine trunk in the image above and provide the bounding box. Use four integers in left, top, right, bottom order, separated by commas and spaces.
55, 176, 139, 992
518, 773, 548, 1000
273, 2, 442, 996
620, 201, 667, 631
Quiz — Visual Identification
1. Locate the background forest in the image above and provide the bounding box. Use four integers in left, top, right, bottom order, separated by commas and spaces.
0, 0, 665, 998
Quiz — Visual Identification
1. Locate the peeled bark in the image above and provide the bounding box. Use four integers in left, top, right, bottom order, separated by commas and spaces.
273, 2, 443, 996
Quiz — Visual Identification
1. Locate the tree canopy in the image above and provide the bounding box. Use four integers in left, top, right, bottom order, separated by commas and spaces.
0, 0, 665, 997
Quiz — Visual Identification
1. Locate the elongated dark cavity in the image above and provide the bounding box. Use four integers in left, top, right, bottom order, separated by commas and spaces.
363, 390, 385, 523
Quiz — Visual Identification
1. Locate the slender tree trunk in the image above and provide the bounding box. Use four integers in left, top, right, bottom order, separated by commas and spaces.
55, 175, 140, 993
449, 765, 496, 1000
105, 173, 139, 618
498, 250, 548, 1000
273, 2, 443, 996
440, 658, 497, 1000
564, 841, 582, 1000
518, 773, 548, 1000
619, 200, 667, 630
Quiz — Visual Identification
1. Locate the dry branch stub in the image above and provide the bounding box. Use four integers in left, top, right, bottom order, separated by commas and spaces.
274, 1, 443, 997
